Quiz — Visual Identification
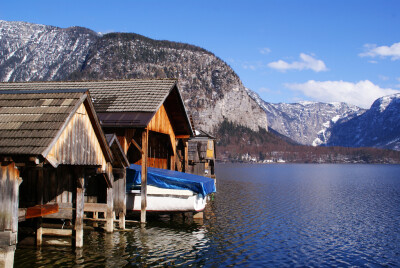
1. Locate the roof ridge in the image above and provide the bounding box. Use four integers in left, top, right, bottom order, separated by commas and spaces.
0, 78, 178, 84
0, 88, 88, 94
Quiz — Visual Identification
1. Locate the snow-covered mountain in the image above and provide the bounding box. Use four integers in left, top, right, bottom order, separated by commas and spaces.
322, 93, 400, 150
2, 20, 399, 151
0, 20, 268, 133
245, 88, 365, 145
0, 20, 98, 81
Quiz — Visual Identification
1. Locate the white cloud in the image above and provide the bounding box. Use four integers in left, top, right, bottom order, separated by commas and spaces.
285, 80, 400, 108
260, 47, 271, 55
243, 64, 257, 70
379, 75, 389, 81
359, 42, 400, 60
268, 53, 327, 72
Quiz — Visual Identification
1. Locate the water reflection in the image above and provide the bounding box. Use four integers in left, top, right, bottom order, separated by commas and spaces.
15, 221, 211, 267
14, 164, 400, 267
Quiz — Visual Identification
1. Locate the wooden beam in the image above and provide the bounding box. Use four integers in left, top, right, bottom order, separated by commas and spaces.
42, 228, 72, 237
83, 203, 107, 213
140, 129, 148, 224
131, 138, 143, 155
176, 135, 191, 139
25, 204, 59, 219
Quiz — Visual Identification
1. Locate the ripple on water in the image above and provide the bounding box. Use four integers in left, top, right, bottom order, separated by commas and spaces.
14, 164, 400, 267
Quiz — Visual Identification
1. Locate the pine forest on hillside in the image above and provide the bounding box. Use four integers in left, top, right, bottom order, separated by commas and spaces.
216, 119, 400, 164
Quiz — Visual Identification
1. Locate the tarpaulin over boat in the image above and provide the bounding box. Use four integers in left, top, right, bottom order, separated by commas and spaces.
126, 164, 216, 196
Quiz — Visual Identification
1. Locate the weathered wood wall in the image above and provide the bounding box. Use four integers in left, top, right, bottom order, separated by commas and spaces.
113, 170, 126, 215
19, 166, 108, 210
19, 166, 74, 208
45, 103, 107, 170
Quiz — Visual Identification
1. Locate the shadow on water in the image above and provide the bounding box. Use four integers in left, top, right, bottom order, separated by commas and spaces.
15, 217, 212, 267
14, 163, 400, 267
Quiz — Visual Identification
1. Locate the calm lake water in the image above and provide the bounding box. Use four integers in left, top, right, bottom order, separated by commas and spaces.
14, 164, 400, 267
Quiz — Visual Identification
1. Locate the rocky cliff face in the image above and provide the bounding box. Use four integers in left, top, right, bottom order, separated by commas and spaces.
0, 21, 268, 134
0, 20, 98, 82
245, 88, 364, 145
323, 93, 400, 150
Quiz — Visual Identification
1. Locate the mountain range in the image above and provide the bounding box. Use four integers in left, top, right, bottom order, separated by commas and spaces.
0, 20, 267, 134
1, 20, 399, 152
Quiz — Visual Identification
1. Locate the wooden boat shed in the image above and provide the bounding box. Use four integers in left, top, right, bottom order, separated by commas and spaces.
0, 80, 194, 171
188, 129, 216, 178
0, 79, 195, 224
0, 88, 120, 264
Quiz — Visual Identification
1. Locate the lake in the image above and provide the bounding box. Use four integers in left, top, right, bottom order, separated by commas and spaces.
14, 164, 400, 267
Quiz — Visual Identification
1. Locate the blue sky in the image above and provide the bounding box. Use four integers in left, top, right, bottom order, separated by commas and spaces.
1, 0, 400, 108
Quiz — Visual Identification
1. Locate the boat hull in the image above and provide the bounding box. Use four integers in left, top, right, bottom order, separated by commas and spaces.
126, 186, 207, 212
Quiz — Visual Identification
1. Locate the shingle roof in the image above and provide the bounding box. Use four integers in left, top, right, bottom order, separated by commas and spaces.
0, 89, 85, 155
0, 79, 177, 113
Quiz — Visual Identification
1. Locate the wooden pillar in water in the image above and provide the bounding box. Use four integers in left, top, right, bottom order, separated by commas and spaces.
106, 188, 114, 233
119, 212, 126, 229
36, 218, 43, 246
0, 161, 20, 268
105, 163, 114, 233
36, 169, 43, 246
75, 171, 84, 248
0, 246, 15, 268
140, 128, 148, 224
119, 169, 126, 229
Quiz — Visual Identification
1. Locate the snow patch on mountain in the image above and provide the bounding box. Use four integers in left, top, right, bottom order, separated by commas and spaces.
245, 87, 364, 145
0, 20, 99, 82
323, 93, 400, 150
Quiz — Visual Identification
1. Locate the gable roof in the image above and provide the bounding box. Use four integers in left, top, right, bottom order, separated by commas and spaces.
106, 134, 129, 168
0, 79, 193, 135
0, 89, 112, 165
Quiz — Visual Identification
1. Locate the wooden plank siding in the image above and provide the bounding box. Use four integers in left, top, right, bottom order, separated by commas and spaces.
45, 103, 108, 171
19, 166, 75, 208
147, 104, 176, 170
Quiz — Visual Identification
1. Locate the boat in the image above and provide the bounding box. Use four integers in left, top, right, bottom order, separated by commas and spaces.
126, 164, 216, 212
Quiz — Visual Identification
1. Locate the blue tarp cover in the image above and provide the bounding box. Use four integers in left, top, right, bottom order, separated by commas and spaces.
126, 164, 216, 196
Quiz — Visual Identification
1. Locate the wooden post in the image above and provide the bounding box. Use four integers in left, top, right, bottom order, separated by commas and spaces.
35, 168, 44, 246
140, 128, 148, 224
36, 218, 43, 246
120, 169, 126, 229
105, 162, 114, 233
75, 174, 84, 248
119, 212, 125, 229
106, 186, 113, 233
0, 162, 20, 267
93, 212, 98, 228
0, 246, 15, 268
184, 140, 189, 173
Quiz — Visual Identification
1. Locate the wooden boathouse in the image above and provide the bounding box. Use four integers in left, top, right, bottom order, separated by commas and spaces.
0, 79, 195, 224
188, 129, 216, 178
0, 88, 121, 266
0, 80, 194, 172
